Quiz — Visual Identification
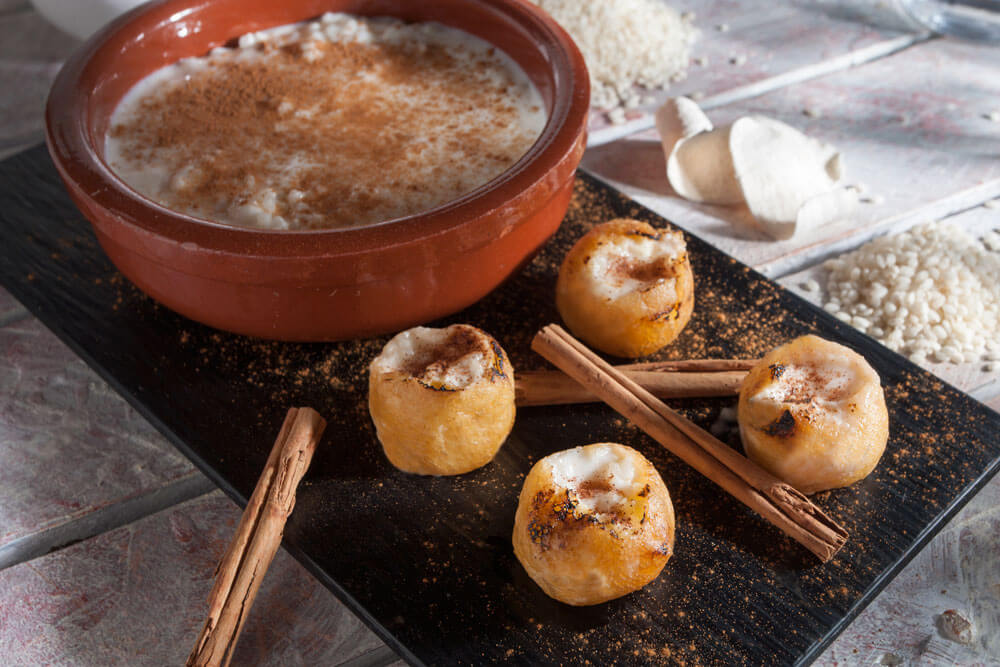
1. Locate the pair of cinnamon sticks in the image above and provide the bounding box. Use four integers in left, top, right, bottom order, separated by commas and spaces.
532, 324, 847, 562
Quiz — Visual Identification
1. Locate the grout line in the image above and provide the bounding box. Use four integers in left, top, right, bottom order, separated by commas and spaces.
0, 472, 216, 572
587, 32, 933, 148
759, 178, 1000, 279
335, 644, 400, 667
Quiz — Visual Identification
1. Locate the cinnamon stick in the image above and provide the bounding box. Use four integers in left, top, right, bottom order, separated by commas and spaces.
187, 407, 327, 667
531, 325, 847, 562
620, 358, 759, 372
516, 369, 746, 406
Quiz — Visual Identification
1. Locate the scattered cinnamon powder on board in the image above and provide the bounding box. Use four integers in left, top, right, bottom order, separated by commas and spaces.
85, 170, 995, 665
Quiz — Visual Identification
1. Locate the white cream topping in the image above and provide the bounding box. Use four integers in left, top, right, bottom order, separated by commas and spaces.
547, 444, 642, 517
586, 231, 686, 300
371, 325, 489, 389
751, 353, 870, 428
757, 363, 853, 403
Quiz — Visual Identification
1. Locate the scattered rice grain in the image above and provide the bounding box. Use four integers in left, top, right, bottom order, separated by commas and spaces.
801, 278, 820, 293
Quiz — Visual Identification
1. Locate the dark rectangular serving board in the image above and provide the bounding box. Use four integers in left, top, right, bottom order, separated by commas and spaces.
3, 144, 1000, 665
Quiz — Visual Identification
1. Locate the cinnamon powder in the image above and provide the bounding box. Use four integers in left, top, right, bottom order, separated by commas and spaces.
106, 16, 546, 230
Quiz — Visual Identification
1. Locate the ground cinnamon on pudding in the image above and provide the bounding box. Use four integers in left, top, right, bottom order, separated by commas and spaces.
105, 15, 546, 230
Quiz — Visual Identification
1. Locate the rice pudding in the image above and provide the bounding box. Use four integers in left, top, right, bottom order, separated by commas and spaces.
104, 13, 547, 230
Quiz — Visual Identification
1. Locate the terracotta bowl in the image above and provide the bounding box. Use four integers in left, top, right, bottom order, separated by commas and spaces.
46, 0, 589, 341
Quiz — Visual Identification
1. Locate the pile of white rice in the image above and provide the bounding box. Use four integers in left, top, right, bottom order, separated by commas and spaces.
821, 221, 1000, 366
532, 0, 697, 110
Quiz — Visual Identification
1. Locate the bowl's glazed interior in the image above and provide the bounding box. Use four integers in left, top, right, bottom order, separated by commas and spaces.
46, 0, 589, 339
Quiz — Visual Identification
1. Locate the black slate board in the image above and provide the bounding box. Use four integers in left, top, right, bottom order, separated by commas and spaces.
3, 144, 1000, 666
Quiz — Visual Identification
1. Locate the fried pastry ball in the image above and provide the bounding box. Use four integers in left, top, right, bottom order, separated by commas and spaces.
512, 443, 675, 606
556, 218, 694, 358
368, 324, 515, 475
738, 334, 889, 494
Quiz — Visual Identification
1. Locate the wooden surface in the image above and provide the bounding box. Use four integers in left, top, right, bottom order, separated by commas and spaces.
584, 38, 1000, 276
585, 0, 925, 144
1, 1, 999, 664
3, 150, 1000, 664
0, 491, 386, 667
0, 316, 212, 569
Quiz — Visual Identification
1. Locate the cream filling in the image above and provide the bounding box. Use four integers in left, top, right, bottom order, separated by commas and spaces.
371, 326, 488, 389
751, 357, 866, 428
547, 444, 642, 518
585, 232, 686, 301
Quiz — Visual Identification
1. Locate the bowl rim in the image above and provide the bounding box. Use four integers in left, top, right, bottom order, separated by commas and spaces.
45, 0, 590, 262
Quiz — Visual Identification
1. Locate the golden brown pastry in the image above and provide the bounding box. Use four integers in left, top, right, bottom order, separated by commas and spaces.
738, 334, 889, 494
556, 219, 694, 358
368, 324, 515, 475
512, 443, 675, 606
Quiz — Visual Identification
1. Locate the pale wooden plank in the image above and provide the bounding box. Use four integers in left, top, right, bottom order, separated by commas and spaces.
585, 0, 921, 143
582, 38, 1000, 274
589, 32, 927, 146
817, 472, 1000, 665
0, 490, 387, 666
3, 1, 917, 153
777, 204, 1000, 396
0, 318, 205, 561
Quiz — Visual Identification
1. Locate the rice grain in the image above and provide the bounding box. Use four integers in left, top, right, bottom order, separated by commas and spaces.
532, 0, 697, 109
